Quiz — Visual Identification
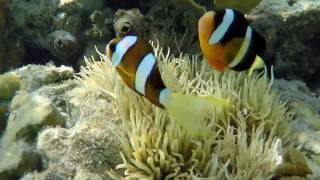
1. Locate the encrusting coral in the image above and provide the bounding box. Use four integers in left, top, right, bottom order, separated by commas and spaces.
77, 41, 301, 179
0, 72, 21, 134
0, 72, 21, 101
0, 65, 76, 179
273, 148, 312, 179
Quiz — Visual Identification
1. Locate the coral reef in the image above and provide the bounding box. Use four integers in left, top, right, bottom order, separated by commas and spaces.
273, 79, 320, 114
273, 79, 320, 139
86, 8, 114, 41
0, 64, 122, 179
5, 0, 209, 69
0, 72, 21, 134
0, 73, 21, 134
273, 79, 320, 177
0, 42, 319, 179
7, 0, 111, 66
251, 0, 320, 86
3, 90, 67, 143
8, 0, 60, 43
0, 65, 75, 179
20, 85, 122, 180
0, 73, 21, 100
26, 121, 121, 179
4, 0, 319, 81
0, 0, 320, 179
273, 148, 312, 179
114, 8, 147, 38
0, 141, 42, 180
46, 30, 79, 64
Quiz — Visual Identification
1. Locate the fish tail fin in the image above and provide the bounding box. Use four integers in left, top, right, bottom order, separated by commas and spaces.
162, 92, 230, 137
249, 55, 265, 77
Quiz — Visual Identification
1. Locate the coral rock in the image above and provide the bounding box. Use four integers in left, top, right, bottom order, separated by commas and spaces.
28, 118, 121, 179
251, 0, 320, 85
47, 30, 80, 64
297, 132, 320, 155
114, 9, 147, 38
0, 141, 42, 179
2, 91, 67, 144
274, 148, 312, 179
16, 64, 74, 92
0, 72, 22, 135
0, 73, 21, 100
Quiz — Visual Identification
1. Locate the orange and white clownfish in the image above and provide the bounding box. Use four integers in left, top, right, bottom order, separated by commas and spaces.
198, 8, 266, 76
106, 35, 230, 137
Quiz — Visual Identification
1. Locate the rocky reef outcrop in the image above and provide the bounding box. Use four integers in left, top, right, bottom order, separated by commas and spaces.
3, 0, 110, 69
251, 0, 320, 89
273, 79, 320, 177
0, 64, 122, 179
2, 0, 320, 88
0, 65, 73, 179
1, 0, 209, 73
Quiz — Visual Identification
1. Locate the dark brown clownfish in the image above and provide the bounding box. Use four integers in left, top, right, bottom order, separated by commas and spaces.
198, 8, 266, 76
106, 35, 168, 108
106, 35, 230, 137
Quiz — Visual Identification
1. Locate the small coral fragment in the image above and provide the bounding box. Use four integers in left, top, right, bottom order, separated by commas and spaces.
47, 30, 80, 63
0, 73, 21, 100
273, 148, 312, 179
113, 9, 147, 38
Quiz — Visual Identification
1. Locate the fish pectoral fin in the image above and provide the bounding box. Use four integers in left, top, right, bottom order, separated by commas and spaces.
248, 55, 265, 76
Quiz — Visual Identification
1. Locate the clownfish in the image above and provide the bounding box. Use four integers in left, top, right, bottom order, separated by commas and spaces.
106, 35, 230, 137
198, 8, 266, 76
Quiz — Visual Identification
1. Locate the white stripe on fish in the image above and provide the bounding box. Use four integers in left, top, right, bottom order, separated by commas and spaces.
112, 35, 137, 67
209, 8, 234, 45
135, 53, 156, 95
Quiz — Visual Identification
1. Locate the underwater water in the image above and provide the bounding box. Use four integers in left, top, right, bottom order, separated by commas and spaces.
0, 0, 320, 179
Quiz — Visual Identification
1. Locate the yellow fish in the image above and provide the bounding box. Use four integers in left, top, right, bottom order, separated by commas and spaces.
214, 0, 263, 13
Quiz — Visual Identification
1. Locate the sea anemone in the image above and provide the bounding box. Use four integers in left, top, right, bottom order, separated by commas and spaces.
77, 41, 293, 179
